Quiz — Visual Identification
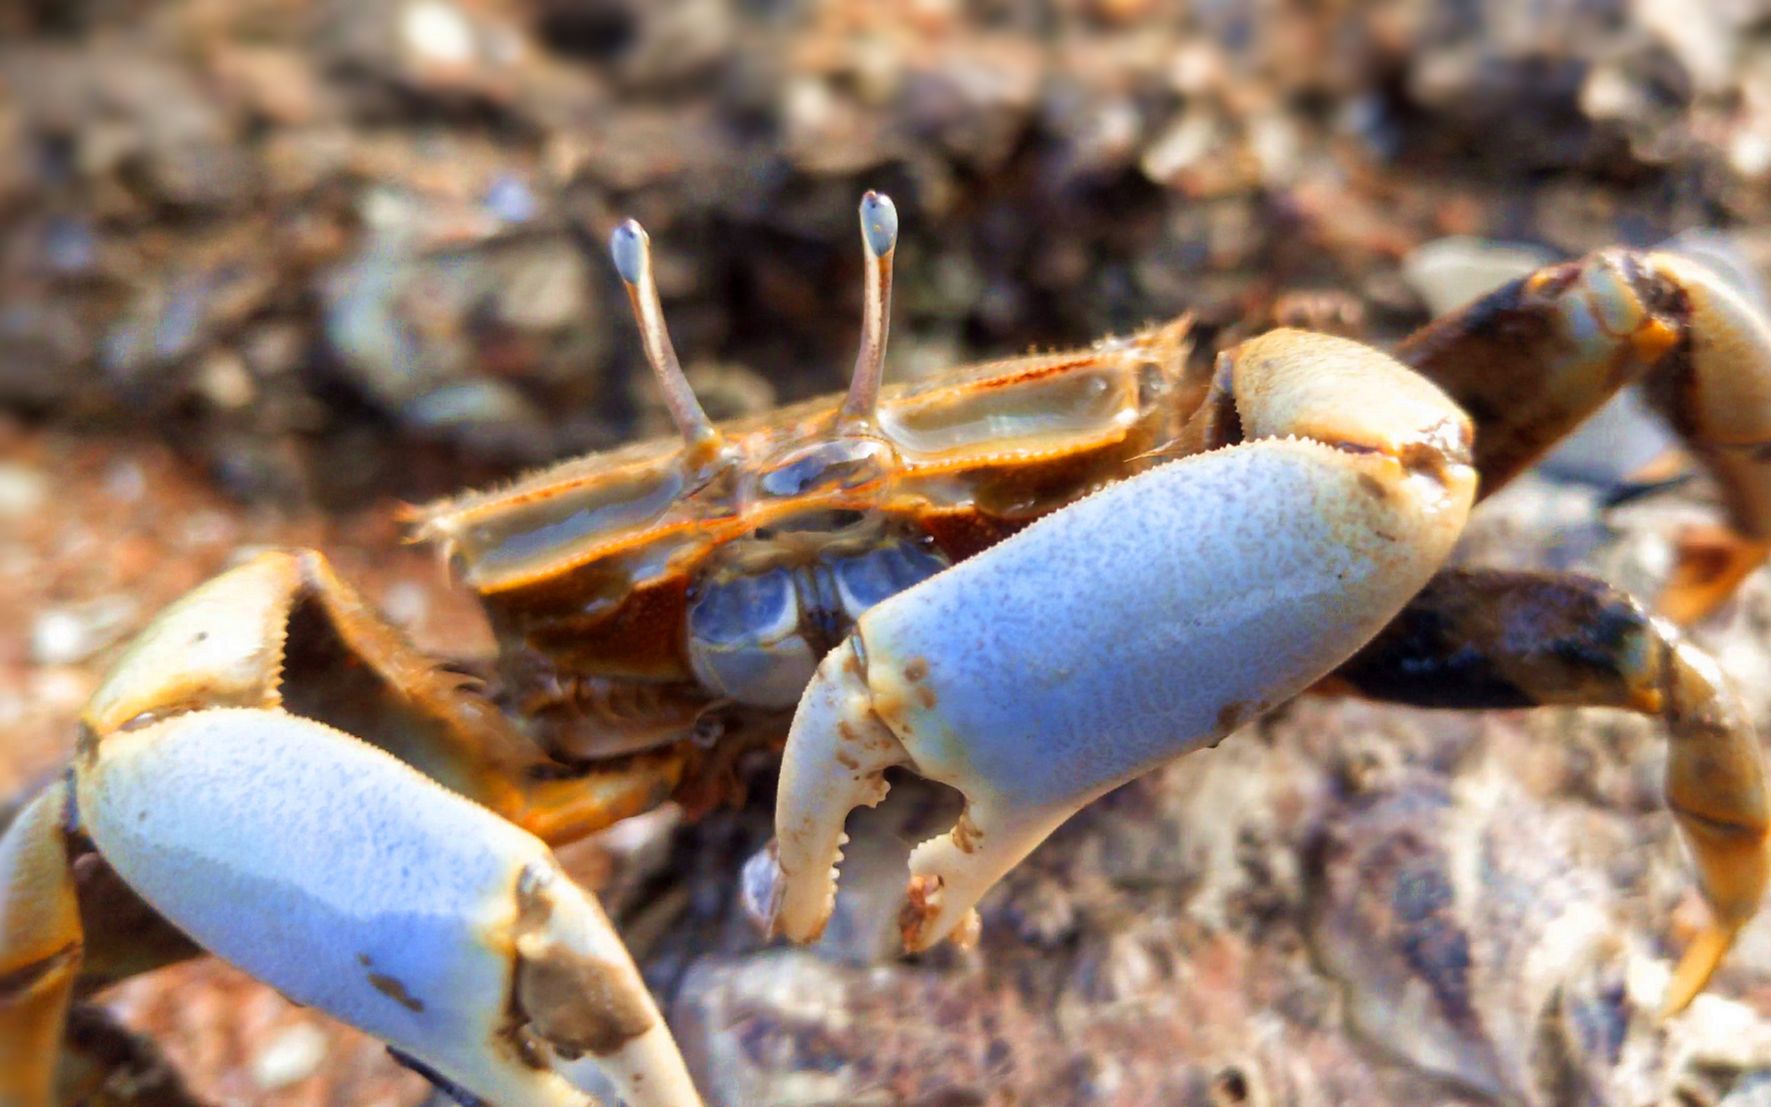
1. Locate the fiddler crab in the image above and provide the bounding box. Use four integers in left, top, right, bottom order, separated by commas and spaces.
6, 190, 1771, 1107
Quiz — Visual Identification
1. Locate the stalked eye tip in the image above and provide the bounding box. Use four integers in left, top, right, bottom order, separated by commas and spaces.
840, 191, 898, 426
608, 217, 722, 452
858, 191, 898, 259
609, 219, 649, 284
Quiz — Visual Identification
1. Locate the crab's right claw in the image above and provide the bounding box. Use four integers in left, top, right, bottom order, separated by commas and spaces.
750, 331, 1480, 954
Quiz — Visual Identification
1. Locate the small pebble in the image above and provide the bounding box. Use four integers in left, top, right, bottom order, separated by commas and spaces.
29, 597, 140, 665
31, 611, 90, 666
1401, 236, 1556, 317
0, 462, 47, 521
402, 0, 475, 65
484, 174, 537, 224
102, 460, 146, 504
198, 353, 256, 410
29, 667, 92, 713
0, 688, 24, 729
251, 1022, 329, 1090
380, 579, 430, 628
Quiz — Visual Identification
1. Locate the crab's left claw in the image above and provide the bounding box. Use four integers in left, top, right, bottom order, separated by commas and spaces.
64, 707, 701, 1107
0, 549, 703, 1107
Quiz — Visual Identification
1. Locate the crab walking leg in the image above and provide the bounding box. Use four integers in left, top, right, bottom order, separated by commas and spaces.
71, 708, 702, 1107
0, 783, 81, 1107
1394, 248, 1771, 619
2, 791, 215, 1105
1330, 568, 1771, 1014
748, 330, 1479, 948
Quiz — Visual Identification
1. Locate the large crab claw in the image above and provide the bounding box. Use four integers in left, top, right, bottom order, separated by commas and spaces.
1, 551, 702, 1107
745, 330, 1482, 952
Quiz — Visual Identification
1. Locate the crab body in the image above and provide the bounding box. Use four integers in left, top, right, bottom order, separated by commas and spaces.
417, 316, 1192, 766
7, 194, 1771, 1106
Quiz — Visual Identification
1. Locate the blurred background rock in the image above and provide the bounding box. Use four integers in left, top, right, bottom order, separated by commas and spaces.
7, 0, 1771, 504
13, 1, 1771, 1104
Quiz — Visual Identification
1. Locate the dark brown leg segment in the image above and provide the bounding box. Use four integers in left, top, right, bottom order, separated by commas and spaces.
1333, 568, 1769, 1013
1394, 254, 1676, 494
1395, 250, 1771, 620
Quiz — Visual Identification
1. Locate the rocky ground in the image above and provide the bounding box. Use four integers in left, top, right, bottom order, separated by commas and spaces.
14, 0, 1771, 1104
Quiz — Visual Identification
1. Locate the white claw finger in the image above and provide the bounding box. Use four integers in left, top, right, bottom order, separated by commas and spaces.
766, 645, 909, 943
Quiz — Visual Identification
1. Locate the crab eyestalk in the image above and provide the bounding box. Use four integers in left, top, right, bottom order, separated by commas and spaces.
838, 191, 899, 431
610, 219, 726, 468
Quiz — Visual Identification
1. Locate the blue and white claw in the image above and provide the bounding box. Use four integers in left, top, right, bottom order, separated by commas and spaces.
746, 330, 1480, 951
73, 710, 702, 1107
